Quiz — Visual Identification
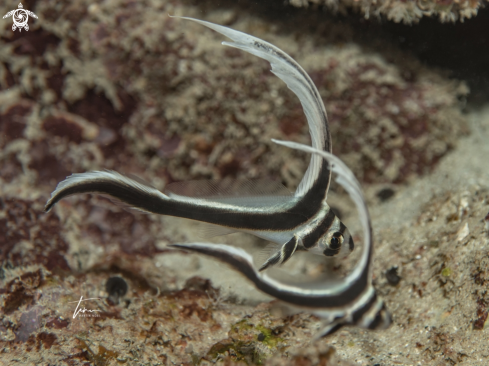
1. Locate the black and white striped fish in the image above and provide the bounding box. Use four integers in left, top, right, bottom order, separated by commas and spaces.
172, 140, 392, 337
44, 17, 354, 271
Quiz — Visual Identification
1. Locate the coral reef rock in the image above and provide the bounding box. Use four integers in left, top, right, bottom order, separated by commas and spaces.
288, 0, 486, 24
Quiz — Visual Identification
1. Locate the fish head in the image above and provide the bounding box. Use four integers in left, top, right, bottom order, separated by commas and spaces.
309, 215, 355, 258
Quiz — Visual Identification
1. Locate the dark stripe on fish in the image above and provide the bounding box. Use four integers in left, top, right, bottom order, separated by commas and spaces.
352, 292, 378, 323
302, 208, 336, 249
45, 165, 332, 233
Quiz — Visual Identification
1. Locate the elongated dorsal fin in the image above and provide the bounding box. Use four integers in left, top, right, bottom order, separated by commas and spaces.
170, 16, 332, 200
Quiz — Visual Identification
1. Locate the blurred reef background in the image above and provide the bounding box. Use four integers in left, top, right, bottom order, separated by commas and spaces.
288, 0, 487, 24
1, 0, 489, 365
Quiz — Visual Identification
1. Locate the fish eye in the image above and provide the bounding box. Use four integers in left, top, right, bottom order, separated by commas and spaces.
329, 232, 344, 250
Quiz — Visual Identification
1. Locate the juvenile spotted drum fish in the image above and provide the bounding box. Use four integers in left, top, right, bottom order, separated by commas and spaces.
172, 140, 392, 337
45, 17, 354, 271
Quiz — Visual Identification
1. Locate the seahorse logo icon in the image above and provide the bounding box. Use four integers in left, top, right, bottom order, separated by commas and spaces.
3, 3, 38, 32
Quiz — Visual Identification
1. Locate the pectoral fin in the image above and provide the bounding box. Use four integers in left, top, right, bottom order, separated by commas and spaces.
259, 235, 299, 271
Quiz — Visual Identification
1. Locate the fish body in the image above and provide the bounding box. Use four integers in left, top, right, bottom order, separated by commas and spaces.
171, 140, 392, 337
45, 17, 354, 270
